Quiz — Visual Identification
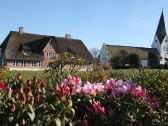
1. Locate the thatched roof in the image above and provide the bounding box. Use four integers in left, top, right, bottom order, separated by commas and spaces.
106, 44, 159, 60
1, 31, 94, 63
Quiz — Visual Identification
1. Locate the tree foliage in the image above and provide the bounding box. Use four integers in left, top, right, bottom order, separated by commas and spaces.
48, 52, 84, 84
90, 48, 100, 63
148, 51, 160, 68
111, 50, 140, 68
128, 53, 140, 67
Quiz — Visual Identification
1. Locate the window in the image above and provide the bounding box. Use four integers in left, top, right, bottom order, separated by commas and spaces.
21, 60, 26, 66
155, 40, 157, 43
23, 49, 29, 55
165, 40, 167, 42
53, 53, 56, 57
32, 61, 36, 67
13, 60, 18, 66
50, 44, 54, 50
38, 61, 43, 67
47, 52, 51, 57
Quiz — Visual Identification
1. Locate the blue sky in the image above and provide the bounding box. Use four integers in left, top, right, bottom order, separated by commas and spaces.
0, 0, 168, 50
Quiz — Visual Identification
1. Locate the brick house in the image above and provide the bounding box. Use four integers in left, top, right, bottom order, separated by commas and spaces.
0, 27, 94, 71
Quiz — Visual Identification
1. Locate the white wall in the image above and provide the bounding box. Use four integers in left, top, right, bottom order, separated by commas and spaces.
99, 44, 111, 63
140, 60, 148, 67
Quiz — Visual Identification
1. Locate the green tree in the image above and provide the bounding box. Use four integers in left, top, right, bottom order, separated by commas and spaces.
148, 51, 160, 68
48, 52, 84, 84
111, 50, 129, 68
128, 53, 140, 67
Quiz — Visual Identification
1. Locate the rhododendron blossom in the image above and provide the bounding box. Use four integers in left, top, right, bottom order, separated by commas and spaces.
51, 84, 70, 101
105, 78, 115, 91
92, 101, 106, 116
82, 82, 104, 97
106, 80, 135, 97
64, 74, 82, 87
131, 85, 148, 98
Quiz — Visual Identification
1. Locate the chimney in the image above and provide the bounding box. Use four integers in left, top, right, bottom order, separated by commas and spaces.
65, 34, 71, 39
19, 27, 24, 34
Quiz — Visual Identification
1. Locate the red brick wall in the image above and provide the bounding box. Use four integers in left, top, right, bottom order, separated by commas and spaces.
43, 39, 59, 69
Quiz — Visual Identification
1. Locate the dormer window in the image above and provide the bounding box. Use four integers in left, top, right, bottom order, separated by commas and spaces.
23, 49, 28, 55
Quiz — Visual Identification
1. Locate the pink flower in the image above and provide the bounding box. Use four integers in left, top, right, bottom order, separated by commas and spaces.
131, 86, 148, 98
71, 86, 82, 95
92, 101, 106, 116
64, 74, 82, 86
82, 82, 104, 97
105, 78, 115, 91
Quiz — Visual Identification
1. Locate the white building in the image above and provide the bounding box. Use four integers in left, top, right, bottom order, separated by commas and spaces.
99, 44, 158, 67
152, 10, 168, 65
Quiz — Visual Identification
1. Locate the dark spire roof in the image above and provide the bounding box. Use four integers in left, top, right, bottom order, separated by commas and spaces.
156, 10, 167, 43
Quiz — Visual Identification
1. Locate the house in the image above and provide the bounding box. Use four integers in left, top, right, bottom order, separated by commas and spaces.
99, 44, 159, 67
100, 10, 167, 67
0, 27, 94, 71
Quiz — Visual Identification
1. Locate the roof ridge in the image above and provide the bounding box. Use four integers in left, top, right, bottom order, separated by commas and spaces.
11, 31, 48, 37
106, 44, 149, 49
11, 31, 81, 41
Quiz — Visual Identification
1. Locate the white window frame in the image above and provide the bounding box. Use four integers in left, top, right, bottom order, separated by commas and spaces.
21, 60, 26, 66
38, 61, 43, 67
32, 61, 36, 67
47, 52, 51, 57
13, 60, 18, 66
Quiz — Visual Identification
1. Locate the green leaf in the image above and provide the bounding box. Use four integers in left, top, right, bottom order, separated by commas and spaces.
54, 118, 61, 126
61, 119, 66, 126
70, 108, 75, 118
68, 122, 73, 126
8, 116, 14, 122
50, 104, 56, 111
27, 104, 35, 122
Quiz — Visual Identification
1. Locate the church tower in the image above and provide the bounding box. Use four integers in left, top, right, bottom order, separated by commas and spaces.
152, 10, 168, 64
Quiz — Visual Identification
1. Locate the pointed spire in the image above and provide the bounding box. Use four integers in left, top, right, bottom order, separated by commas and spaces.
156, 9, 167, 43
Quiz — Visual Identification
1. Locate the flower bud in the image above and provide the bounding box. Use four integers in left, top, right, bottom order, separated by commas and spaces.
17, 73, 22, 80
21, 93, 26, 104
26, 79, 32, 86
11, 104, 16, 112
